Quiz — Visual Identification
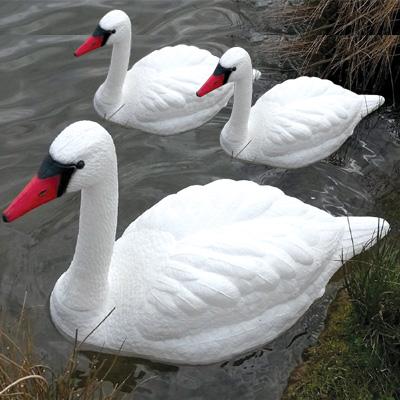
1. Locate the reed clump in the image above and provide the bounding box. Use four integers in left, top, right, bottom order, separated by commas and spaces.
277, 0, 400, 100
0, 305, 127, 399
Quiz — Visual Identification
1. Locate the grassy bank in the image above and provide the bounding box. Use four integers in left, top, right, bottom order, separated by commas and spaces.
277, 0, 400, 101
284, 236, 400, 399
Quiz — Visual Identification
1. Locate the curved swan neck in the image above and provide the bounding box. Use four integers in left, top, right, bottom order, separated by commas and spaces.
58, 155, 118, 311
222, 66, 253, 155
102, 26, 131, 102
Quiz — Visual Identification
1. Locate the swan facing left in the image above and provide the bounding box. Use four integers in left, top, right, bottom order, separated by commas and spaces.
3, 121, 389, 364
197, 47, 385, 168
74, 10, 260, 135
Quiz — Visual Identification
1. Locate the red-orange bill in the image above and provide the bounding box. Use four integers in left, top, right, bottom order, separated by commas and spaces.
74, 35, 103, 57
196, 74, 225, 97
2, 175, 60, 222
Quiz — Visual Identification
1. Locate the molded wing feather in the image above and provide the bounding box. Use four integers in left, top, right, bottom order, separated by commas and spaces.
251, 77, 363, 155
129, 180, 343, 340
129, 45, 232, 123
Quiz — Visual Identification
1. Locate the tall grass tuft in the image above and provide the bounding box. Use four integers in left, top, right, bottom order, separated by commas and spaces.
344, 235, 400, 369
0, 301, 129, 399
276, 0, 400, 100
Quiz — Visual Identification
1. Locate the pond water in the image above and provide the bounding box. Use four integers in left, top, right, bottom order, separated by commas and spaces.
0, 0, 399, 399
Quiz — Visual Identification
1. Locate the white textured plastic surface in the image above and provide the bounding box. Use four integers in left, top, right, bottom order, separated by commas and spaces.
216, 47, 385, 168
87, 10, 259, 135
48, 121, 389, 364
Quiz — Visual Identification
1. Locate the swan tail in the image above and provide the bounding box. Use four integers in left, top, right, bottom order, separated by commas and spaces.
360, 95, 385, 118
339, 216, 390, 261
252, 69, 262, 81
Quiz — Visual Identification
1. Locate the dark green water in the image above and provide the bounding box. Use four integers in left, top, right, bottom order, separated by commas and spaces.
0, 1, 399, 399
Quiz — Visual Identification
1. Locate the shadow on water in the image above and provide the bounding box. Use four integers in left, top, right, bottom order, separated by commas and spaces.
0, 1, 400, 399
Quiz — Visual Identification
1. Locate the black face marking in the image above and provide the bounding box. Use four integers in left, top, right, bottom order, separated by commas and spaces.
93, 24, 115, 46
213, 63, 236, 84
38, 154, 84, 197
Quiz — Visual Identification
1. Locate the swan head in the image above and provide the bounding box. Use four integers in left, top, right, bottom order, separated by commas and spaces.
2, 121, 115, 223
74, 10, 131, 57
196, 47, 251, 97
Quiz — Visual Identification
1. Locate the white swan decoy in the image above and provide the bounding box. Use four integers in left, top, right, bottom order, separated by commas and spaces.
197, 47, 385, 168
74, 10, 260, 135
3, 121, 389, 365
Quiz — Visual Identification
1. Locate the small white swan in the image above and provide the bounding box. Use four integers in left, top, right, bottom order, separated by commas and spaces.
197, 47, 385, 168
3, 121, 389, 364
74, 10, 260, 135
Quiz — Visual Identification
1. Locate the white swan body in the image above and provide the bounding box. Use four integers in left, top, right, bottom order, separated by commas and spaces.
3, 122, 389, 365
197, 47, 385, 168
75, 10, 260, 135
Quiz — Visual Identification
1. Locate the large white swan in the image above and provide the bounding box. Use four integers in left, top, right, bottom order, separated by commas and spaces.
197, 47, 385, 168
74, 10, 260, 135
3, 121, 388, 364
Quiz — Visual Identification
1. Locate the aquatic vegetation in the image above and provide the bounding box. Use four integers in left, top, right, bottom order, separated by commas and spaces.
277, 0, 400, 101
0, 304, 127, 399
284, 235, 400, 399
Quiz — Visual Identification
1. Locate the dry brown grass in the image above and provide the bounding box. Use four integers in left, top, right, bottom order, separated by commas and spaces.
274, 0, 400, 100
0, 298, 129, 399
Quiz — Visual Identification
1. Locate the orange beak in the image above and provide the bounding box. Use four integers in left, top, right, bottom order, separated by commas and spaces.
2, 154, 78, 223
74, 35, 104, 57
196, 63, 235, 97
3, 175, 61, 222
74, 24, 114, 57
196, 74, 226, 97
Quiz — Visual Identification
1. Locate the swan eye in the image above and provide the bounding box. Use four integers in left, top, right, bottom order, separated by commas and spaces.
76, 160, 85, 169
111, 29, 116, 34
232, 67, 236, 71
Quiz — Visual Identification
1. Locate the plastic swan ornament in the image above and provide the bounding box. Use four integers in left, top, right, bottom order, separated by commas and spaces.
74, 10, 261, 135
3, 121, 389, 365
197, 47, 385, 168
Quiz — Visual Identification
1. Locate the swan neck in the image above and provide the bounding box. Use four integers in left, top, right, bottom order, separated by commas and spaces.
223, 69, 252, 153
102, 28, 131, 102
59, 158, 118, 311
